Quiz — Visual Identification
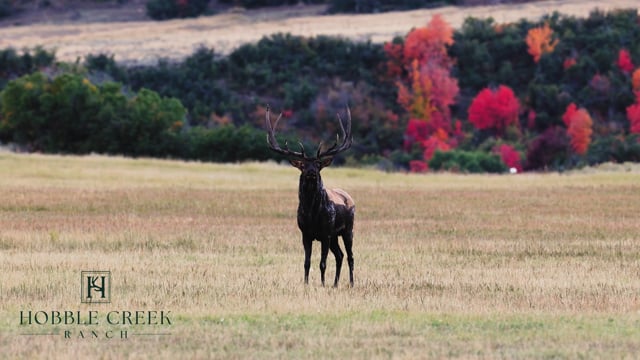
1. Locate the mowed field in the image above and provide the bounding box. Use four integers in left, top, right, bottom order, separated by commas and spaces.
1, 153, 640, 358
2, 0, 639, 64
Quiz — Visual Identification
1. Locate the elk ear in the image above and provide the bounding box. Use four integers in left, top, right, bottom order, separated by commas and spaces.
289, 159, 305, 170
318, 157, 333, 169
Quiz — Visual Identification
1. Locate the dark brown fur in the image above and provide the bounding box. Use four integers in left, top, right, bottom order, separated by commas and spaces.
266, 106, 355, 287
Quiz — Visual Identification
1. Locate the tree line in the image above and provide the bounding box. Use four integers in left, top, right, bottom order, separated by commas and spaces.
1, 9, 640, 172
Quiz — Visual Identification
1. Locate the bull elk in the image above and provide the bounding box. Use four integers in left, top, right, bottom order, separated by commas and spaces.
265, 105, 355, 287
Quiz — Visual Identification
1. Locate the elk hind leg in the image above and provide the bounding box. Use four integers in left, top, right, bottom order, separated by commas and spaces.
329, 236, 344, 288
343, 230, 354, 287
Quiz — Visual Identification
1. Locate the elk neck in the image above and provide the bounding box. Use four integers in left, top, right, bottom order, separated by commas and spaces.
298, 172, 329, 218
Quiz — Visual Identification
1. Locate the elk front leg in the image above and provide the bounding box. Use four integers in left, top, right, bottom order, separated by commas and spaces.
302, 236, 313, 285
319, 237, 330, 287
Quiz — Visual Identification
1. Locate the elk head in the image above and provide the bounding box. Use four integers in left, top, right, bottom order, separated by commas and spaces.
265, 105, 353, 181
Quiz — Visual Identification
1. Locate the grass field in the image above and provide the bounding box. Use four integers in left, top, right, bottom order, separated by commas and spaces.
2, 0, 639, 64
1, 153, 640, 358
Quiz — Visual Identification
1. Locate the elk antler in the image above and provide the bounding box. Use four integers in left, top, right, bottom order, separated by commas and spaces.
317, 106, 352, 160
265, 105, 309, 159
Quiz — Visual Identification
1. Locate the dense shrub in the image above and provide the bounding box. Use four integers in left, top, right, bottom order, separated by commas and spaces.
114, 88, 186, 156
429, 150, 507, 173
205, 0, 454, 12
84, 53, 128, 83
0, 47, 56, 88
0, 0, 14, 19
181, 124, 275, 162
68, 35, 399, 163
125, 47, 236, 124
327, 0, 455, 14
226, 33, 398, 146
0, 70, 305, 163
0, 72, 186, 155
449, 17, 534, 96
218, 0, 323, 8
0, 73, 103, 152
146, 0, 210, 20
102, 35, 396, 155
587, 135, 640, 164
224, 33, 387, 95
524, 126, 569, 170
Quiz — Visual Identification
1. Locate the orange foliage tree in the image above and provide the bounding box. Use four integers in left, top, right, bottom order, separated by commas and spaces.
402, 14, 454, 67
525, 23, 558, 63
384, 14, 453, 80
632, 68, 640, 93
562, 103, 593, 155
393, 14, 458, 123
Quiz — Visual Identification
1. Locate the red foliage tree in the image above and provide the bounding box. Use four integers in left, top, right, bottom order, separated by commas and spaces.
616, 49, 635, 74
527, 109, 537, 129
468, 85, 520, 134
404, 118, 429, 150
563, 56, 577, 70
453, 119, 463, 137
409, 160, 428, 173
562, 103, 577, 127
422, 128, 451, 161
495, 144, 522, 172
428, 64, 459, 112
383, 42, 404, 78
627, 95, 640, 134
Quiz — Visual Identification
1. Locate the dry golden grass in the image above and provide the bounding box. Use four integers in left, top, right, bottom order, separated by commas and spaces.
1, 153, 640, 358
2, 0, 639, 64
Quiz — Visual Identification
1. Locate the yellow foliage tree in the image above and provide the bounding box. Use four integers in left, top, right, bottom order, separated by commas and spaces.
397, 60, 435, 121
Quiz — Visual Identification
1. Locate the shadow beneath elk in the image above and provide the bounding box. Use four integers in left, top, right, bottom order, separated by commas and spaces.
265, 106, 355, 287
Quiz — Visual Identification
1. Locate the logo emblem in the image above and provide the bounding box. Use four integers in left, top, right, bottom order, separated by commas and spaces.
81, 271, 111, 304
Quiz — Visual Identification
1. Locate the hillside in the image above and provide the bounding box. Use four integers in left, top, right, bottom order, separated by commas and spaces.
1, 0, 638, 65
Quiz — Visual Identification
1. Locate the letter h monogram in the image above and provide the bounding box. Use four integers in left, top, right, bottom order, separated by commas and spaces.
81, 271, 111, 303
